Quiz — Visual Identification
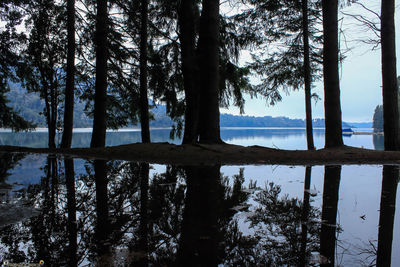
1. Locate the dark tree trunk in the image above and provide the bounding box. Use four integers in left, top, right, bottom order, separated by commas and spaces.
381, 0, 399, 151
376, 165, 398, 266
94, 160, 112, 266
139, 0, 150, 143
299, 166, 312, 267
302, 0, 314, 150
178, 165, 219, 266
90, 0, 108, 148
65, 158, 77, 267
198, 0, 222, 144
50, 79, 57, 149
178, 0, 200, 144
61, 0, 76, 149
322, 0, 343, 148
320, 165, 341, 267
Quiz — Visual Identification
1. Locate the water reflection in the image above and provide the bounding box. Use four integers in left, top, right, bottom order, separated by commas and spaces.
320, 166, 341, 267
377, 166, 399, 266
0, 157, 399, 266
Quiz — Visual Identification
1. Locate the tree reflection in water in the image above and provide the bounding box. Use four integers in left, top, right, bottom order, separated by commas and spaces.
320, 165, 341, 267
0, 160, 399, 266
377, 165, 399, 267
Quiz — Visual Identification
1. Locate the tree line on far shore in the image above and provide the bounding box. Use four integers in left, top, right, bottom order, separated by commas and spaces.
0, 0, 398, 151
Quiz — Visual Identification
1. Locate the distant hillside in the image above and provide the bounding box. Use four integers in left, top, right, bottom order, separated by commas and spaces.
5, 84, 371, 129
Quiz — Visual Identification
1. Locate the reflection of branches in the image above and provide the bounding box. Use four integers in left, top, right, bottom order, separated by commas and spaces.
247, 182, 321, 266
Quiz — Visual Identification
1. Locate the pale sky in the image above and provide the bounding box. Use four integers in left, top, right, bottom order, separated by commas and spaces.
221, 1, 399, 123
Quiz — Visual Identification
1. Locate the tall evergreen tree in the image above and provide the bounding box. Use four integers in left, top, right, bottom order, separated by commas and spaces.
0, 1, 35, 131
90, 0, 108, 148
381, 0, 399, 151
301, 0, 314, 150
244, 0, 322, 149
61, 0, 76, 148
198, 0, 222, 143
139, 0, 150, 143
19, 0, 66, 148
178, 0, 199, 144
322, 0, 343, 148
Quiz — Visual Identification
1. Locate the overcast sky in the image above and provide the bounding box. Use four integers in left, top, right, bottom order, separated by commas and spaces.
221, 1, 399, 123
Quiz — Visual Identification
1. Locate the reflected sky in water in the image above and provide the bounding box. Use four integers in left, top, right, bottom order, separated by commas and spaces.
0, 154, 398, 266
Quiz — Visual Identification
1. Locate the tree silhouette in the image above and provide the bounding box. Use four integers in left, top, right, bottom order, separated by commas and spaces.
322, 0, 343, 148
381, 0, 399, 151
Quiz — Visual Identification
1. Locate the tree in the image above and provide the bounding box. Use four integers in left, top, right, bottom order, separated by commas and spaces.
0, 1, 35, 131
178, 0, 199, 144
372, 104, 383, 132
322, 0, 344, 148
60, 0, 76, 149
19, 0, 67, 148
302, 0, 315, 150
90, 0, 109, 148
244, 0, 323, 150
198, 0, 222, 143
381, 0, 399, 151
139, 0, 150, 143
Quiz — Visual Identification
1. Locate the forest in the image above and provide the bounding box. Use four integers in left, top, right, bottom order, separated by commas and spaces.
0, 0, 399, 151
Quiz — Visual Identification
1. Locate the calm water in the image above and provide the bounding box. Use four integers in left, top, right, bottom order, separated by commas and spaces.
0, 127, 385, 150
0, 129, 396, 266
0, 153, 399, 266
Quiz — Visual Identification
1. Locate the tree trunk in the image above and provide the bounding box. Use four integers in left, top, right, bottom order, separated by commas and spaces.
302, 0, 314, 150
381, 0, 399, 151
198, 0, 222, 144
376, 165, 398, 266
322, 0, 343, 148
90, 0, 108, 148
139, 0, 151, 143
178, 0, 200, 144
320, 165, 341, 267
61, 0, 76, 149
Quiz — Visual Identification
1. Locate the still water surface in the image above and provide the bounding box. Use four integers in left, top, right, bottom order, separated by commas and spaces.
0, 128, 397, 266
0, 154, 399, 266
0, 127, 385, 150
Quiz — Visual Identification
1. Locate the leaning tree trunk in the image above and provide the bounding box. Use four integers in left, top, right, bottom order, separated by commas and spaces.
178, 0, 200, 144
90, 0, 108, 148
61, 0, 76, 149
302, 0, 314, 150
322, 0, 343, 148
198, 0, 222, 144
139, 0, 150, 143
381, 0, 399, 151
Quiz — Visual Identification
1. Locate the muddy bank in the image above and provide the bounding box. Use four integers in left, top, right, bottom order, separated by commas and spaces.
1, 143, 400, 165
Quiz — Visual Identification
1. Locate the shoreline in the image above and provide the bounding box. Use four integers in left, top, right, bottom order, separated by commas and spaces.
1, 143, 400, 166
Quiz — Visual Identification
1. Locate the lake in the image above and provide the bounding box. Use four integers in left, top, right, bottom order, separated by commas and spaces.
0, 128, 397, 266
0, 127, 384, 150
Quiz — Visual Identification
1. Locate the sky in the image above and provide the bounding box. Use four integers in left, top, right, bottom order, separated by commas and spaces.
220, 1, 399, 123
